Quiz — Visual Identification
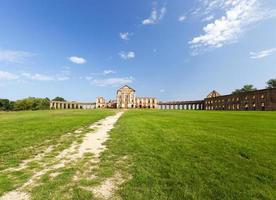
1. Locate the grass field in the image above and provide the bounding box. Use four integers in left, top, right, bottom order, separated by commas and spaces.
0, 110, 276, 199
99, 110, 276, 200
0, 109, 115, 195
0, 110, 114, 170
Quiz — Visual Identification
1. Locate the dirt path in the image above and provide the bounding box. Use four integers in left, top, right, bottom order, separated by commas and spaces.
0, 111, 124, 200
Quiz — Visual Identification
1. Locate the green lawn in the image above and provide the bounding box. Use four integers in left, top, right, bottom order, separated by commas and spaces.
0, 110, 276, 199
0, 109, 114, 170
99, 110, 276, 200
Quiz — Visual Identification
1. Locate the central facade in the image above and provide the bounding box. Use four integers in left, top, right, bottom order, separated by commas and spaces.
116, 85, 136, 108
116, 85, 157, 109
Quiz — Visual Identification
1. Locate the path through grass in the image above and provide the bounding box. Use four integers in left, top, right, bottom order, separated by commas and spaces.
0, 109, 115, 196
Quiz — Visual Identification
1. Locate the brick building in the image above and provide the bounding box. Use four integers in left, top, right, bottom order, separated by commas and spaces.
204, 88, 276, 111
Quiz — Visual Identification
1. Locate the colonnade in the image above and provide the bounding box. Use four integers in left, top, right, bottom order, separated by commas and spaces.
158, 101, 204, 110
50, 101, 96, 110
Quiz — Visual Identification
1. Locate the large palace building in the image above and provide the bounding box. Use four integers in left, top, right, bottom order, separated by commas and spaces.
50, 85, 157, 110
116, 85, 157, 109
50, 86, 276, 111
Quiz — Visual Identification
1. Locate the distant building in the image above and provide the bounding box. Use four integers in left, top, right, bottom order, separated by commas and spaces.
50, 85, 157, 109
96, 97, 106, 108
50, 86, 276, 111
204, 88, 276, 111
116, 85, 157, 109
116, 85, 136, 109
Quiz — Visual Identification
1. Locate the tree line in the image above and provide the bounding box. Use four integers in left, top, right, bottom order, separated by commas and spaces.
232, 79, 276, 94
0, 96, 66, 111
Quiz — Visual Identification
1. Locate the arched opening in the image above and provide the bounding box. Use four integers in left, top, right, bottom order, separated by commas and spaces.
261, 103, 265, 111
139, 105, 142, 108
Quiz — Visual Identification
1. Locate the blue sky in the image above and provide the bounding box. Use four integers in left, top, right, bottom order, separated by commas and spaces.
0, 0, 276, 102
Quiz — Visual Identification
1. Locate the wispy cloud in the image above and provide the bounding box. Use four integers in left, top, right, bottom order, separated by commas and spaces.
142, 3, 167, 25
21, 73, 54, 81
0, 71, 19, 80
250, 48, 276, 59
119, 32, 131, 40
0, 50, 34, 63
56, 70, 71, 81
189, 0, 276, 54
178, 15, 186, 22
0, 70, 70, 82
68, 56, 86, 64
103, 70, 116, 75
89, 76, 134, 87
119, 51, 135, 60
202, 15, 214, 22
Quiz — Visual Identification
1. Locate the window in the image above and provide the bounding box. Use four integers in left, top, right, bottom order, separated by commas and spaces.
261, 94, 265, 99
261, 103, 265, 111
245, 96, 248, 100
236, 97, 239, 101
237, 104, 240, 110
252, 95, 256, 99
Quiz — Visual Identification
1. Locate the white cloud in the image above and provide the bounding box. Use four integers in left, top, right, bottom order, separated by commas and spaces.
0, 70, 70, 82
119, 32, 131, 40
202, 15, 214, 22
160, 89, 165, 93
68, 56, 86, 64
56, 70, 71, 81
103, 70, 116, 75
0, 50, 34, 63
250, 48, 276, 59
178, 15, 187, 22
90, 76, 134, 87
21, 73, 54, 81
142, 4, 167, 25
119, 51, 135, 60
189, 0, 276, 54
0, 70, 19, 80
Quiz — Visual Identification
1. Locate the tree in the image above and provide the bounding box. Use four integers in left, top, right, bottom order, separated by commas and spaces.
14, 97, 50, 111
52, 97, 66, 102
0, 99, 11, 111
266, 79, 276, 88
232, 84, 257, 94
